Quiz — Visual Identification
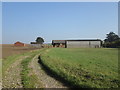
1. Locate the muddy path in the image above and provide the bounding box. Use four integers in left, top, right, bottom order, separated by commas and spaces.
29, 54, 68, 88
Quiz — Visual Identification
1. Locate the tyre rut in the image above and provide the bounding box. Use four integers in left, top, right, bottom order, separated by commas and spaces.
29, 54, 68, 88
3, 56, 29, 88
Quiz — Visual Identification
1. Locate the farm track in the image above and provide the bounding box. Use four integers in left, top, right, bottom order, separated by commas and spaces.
29, 54, 68, 88
2, 49, 68, 88
3, 55, 29, 88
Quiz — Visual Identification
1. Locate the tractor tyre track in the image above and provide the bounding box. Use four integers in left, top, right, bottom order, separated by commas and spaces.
29, 54, 68, 88
2, 56, 29, 88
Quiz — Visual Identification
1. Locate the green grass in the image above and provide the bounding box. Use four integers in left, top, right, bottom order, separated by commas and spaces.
21, 55, 35, 88
40, 48, 119, 88
20, 50, 44, 88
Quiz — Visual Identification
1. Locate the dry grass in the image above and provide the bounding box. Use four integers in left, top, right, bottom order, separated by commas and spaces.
2, 44, 40, 59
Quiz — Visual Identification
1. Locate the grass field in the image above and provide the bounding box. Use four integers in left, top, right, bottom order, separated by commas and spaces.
40, 48, 119, 88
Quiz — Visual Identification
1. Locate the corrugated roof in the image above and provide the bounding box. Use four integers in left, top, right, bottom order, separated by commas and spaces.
52, 40, 66, 43
31, 42, 37, 44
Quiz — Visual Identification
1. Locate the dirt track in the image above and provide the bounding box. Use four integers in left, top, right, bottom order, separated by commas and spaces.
29, 54, 68, 88
3, 56, 29, 88
2, 49, 68, 88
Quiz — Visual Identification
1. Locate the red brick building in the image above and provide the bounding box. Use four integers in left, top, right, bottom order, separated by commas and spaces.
14, 41, 25, 47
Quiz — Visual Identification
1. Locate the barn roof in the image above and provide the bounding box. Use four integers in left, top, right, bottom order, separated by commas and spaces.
14, 41, 24, 44
31, 42, 37, 44
52, 40, 66, 44
52, 39, 101, 43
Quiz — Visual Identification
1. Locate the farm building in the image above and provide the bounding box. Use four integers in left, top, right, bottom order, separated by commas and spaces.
52, 39, 102, 48
52, 40, 65, 47
14, 41, 25, 47
30, 42, 43, 48
66, 39, 102, 48
30, 42, 37, 44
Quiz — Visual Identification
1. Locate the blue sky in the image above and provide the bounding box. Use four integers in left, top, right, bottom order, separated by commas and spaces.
2, 2, 118, 44
0, 2, 2, 44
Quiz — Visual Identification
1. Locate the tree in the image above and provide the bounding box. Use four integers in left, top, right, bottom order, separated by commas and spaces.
103, 32, 120, 48
104, 32, 119, 42
36, 37, 44, 44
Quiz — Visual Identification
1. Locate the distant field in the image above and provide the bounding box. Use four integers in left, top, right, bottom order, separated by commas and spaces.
2, 44, 39, 59
40, 48, 119, 88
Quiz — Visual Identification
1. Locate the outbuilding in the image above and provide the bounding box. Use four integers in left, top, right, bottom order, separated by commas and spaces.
30, 42, 43, 48
14, 41, 25, 47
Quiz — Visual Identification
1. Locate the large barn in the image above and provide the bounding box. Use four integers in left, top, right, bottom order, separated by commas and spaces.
66, 39, 102, 48
52, 39, 102, 48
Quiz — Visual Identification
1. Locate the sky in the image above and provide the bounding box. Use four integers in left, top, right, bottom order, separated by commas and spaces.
0, 2, 2, 44
2, 2, 118, 44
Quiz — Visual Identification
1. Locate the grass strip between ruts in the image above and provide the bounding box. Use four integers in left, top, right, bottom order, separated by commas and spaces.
20, 50, 45, 88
